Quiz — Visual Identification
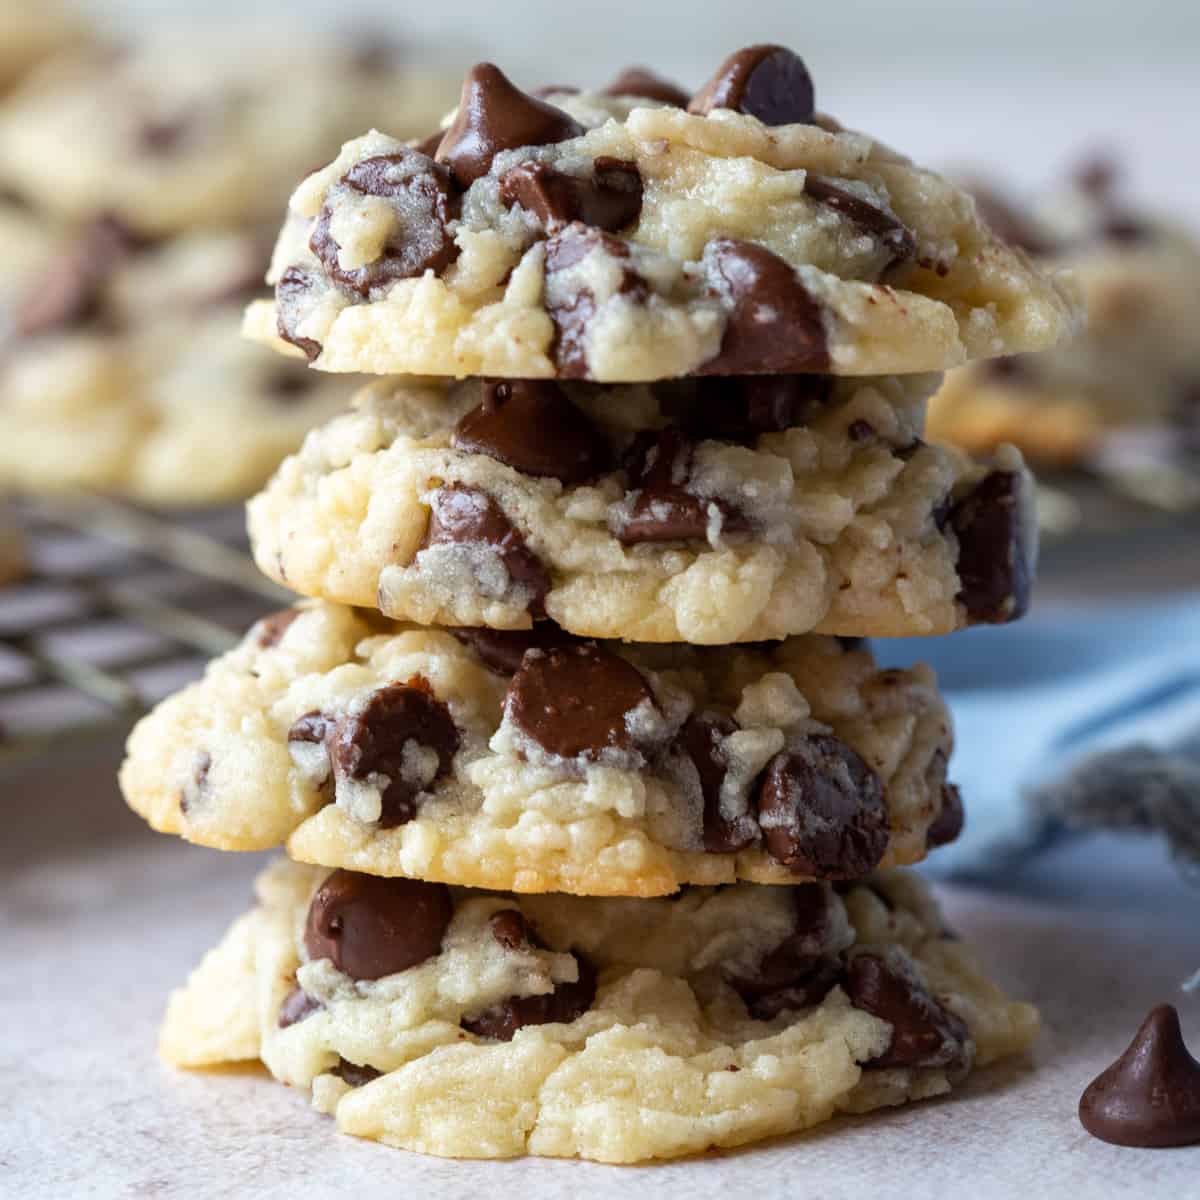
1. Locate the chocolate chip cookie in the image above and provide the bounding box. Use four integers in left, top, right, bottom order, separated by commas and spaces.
0, 0, 85, 94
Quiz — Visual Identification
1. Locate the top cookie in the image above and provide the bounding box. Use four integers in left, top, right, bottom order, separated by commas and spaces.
244, 46, 1082, 382
0, 40, 458, 236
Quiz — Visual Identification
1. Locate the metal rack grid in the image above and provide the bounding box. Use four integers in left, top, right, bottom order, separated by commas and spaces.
0, 495, 289, 769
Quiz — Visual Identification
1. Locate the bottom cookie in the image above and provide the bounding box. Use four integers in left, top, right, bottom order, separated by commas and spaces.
160, 861, 1037, 1163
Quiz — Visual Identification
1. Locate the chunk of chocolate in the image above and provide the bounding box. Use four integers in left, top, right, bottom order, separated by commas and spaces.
603, 66, 690, 108
451, 623, 583, 675
488, 909, 531, 951
275, 266, 324, 362
756, 734, 887, 878
177, 752, 210, 816
254, 608, 301, 649
926, 783, 965, 850
452, 379, 610, 483
462, 953, 597, 1041
505, 643, 657, 762
804, 175, 916, 269
666, 712, 759, 853
845, 952, 971, 1071
310, 151, 459, 295
669, 374, 833, 443
436, 63, 584, 187
498, 157, 643, 233
949, 470, 1033, 624
333, 1059, 382, 1087
278, 986, 322, 1028
303, 869, 452, 980
138, 113, 195, 156
611, 428, 750, 544
420, 485, 551, 616
701, 238, 829, 373
1079, 1005, 1200, 1148
688, 45, 815, 126
330, 681, 459, 828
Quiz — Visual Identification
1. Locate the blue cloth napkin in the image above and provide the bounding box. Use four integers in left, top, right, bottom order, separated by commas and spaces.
874, 592, 1200, 879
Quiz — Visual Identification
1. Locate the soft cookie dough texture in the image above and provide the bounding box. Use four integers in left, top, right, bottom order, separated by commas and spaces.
244, 53, 1081, 381
120, 600, 961, 896
160, 860, 1038, 1163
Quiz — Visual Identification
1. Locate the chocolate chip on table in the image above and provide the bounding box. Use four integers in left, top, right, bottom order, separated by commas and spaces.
665, 712, 759, 853
451, 379, 611, 483
254, 608, 301, 649
701, 238, 830, 374
304, 869, 453, 981
278, 986, 323, 1028
309, 150, 460, 295
330, 681, 460, 828
948, 470, 1033, 624
275, 266, 324, 362
669, 375, 833, 443
611, 428, 750, 545
451, 623, 583, 675
845, 952, 971, 1071
602, 66, 691, 108
755, 734, 888, 878
462, 953, 597, 1041
333, 1059, 383, 1088
421, 484, 551, 616
1079, 1005, 1200, 1148
436, 62, 584, 187
499, 157, 643, 234
688, 45, 816, 126
505, 643, 658, 762
804, 175, 916, 269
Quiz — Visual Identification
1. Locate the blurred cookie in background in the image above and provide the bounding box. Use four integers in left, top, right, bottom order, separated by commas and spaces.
0, 0, 87, 95
0, 501, 24, 585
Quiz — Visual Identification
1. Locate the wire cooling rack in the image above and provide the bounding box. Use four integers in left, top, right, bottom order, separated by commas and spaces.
0, 495, 289, 768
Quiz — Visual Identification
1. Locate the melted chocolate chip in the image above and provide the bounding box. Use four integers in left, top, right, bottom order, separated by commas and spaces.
333, 1059, 382, 1087
603, 66, 690, 108
288, 710, 333, 749
499, 157, 643, 233
756, 734, 887, 878
701, 238, 829, 374
452, 379, 610, 483
670, 374, 833, 443
304, 869, 453, 981
666, 712, 759, 853
275, 266, 323, 362
805, 175, 916, 268
505, 643, 657, 762
949, 470, 1033, 624
462, 953, 597, 1041
278, 986, 323, 1028
420, 485, 551, 616
926, 782, 965, 850
254, 608, 301, 649
611, 428, 750, 545
688, 45, 815, 126
845, 952, 971, 1071
489, 909, 531, 951
452, 624, 583, 675
436, 63, 584, 187
727, 885, 844, 1019
1079, 1005, 1200, 1148
330, 682, 459, 828
138, 113, 195, 156
310, 151, 459, 295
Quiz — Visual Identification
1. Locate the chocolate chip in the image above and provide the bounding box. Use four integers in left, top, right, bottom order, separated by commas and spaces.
669, 375, 833, 443
451, 379, 611, 483
688, 45, 815, 126
330, 681, 459, 828
278, 986, 322, 1028
665, 712, 759, 853
1074, 155, 1119, 198
848, 419, 875, 442
498, 157, 643, 233
489, 909, 531, 951
984, 355, 1035, 385
505, 643, 658, 763
436, 63, 584, 187
461, 953, 597, 1041
265, 370, 316, 405
949, 470, 1033, 624
309, 151, 459, 295
926, 783, 965, 850
755, 735, 887, 878
1079, 1005, 1200, 1148
845, 952, 971, 1071
138, 114, 195, 156
804, 175, 916, 269
304, 869, 453, 980
611, 428, 750, 545
452, 623, 583, 675
333, 1059, 382, 1087
727, 885, 844, 1019
275, 266, 323, 362
603, 66, 690, 108
254, 608, 301, 649
420, 485, 551, 617
288, 710, 333, 747
17, 215, 138, 338
178, 753, 211, 816
1100, 214, 1152, 245
701, 238, 829, 374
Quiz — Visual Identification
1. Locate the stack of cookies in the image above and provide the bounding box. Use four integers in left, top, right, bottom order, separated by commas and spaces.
121, 46, 1082, 1163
